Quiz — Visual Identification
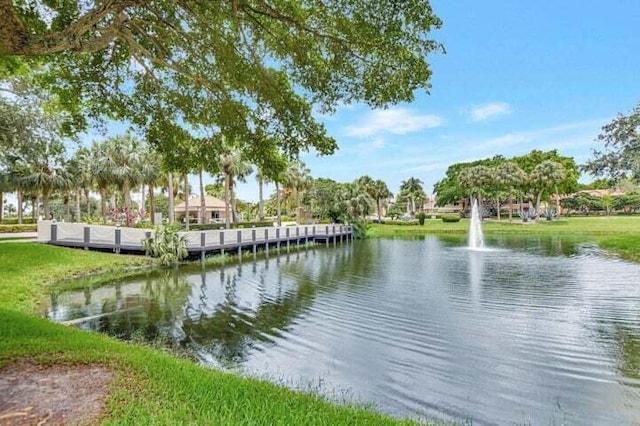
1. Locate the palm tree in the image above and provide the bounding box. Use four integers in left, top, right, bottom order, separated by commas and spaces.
399, 177, 425, 216
140, 149, 162, 224
219, 142, 253, 228
90, 141, 115, 222
286, 160, 313, 218
255, 169, 267, 220
530, 160, 565, 219
71, 148, 95, 218
22, 162, 74, 220
495, 162, 527, 222
341, 183, 373, 219
103, 135, 143, 216
369, 179, 392, 220
458, 165, 493, 217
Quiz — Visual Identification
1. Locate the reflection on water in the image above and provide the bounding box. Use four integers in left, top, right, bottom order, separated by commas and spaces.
48, 237, 640, 425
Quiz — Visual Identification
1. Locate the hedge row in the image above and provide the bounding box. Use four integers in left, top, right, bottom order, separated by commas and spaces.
0, 218, 35, 225
184, 221, 275, 231
0, 224, 37, 233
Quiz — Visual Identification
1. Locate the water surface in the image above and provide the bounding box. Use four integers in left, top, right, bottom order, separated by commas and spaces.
48, 237, 640, 425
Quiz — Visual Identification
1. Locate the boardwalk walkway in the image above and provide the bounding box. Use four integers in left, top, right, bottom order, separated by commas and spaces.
38, 221, 352, 258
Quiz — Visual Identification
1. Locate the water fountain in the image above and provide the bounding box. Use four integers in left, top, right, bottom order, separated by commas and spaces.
468, 199, 485, 250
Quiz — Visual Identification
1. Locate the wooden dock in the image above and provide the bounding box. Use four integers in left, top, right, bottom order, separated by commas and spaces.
39, 221, 352, 258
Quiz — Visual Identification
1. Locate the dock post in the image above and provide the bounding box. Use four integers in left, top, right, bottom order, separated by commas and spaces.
114, 227, 121, 254
83, 226, 90, 250
286, 227, 290, 252
304, 226, 308, 245
325, 226, 329, 247
339, 225, 343, 244
220, 231, 225, 255
265, 229, 269, 255
237, 230, 242, 258
332, 225, 336, 247
201, 232, 206, 262
276, 228, 280, 251
252, 229, 257, 257
51, 223, 57, 243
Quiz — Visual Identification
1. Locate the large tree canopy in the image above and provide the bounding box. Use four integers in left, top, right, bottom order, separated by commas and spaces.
583, 102, 640, 183
0, 0, 443, 162
433, 150, 579, 206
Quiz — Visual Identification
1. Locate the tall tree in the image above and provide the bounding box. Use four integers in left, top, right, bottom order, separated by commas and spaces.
583, 102, 640, 183
529, 160, 566, 217
286, 160, 313, 214
218, 139, 253, 228
103, 134, 143, 215
1, 1, 443, 165
495, 162, 527, 222
399, 177, 425, 216
140, 149, 162, 224
369, 180, 393, 221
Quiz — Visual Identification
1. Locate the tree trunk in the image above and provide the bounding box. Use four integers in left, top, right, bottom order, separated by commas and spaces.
199, 169, 206, 224
184, 174, 190, 231
555, 184, 560, 216
17, 190, 23, 224
535, 192, 542, 221
496, 196, 501, 221
478, 193, 483, 221
140, 184, 145, 219
84, 189, 91, 216
64, 196, 70, 222
100, 187, 107, 222
224, 172, 231, 229
508, 190, 513, 223
76, 189, 81, 222
43, 190, 50, 220
230, 179, 238, 224
123, 179, 131, 210
31, 196, 37, 222
276, 181, 282, 227
377, 198, 382, 221
258, 177, 264, 220
167, 173, 175, 224
149, 186, 156, 225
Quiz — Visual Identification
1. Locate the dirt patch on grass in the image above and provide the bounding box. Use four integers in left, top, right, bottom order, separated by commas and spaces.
0, 360, 113, 425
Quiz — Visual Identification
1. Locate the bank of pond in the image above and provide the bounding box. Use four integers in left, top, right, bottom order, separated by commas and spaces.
33, 234, 640, 424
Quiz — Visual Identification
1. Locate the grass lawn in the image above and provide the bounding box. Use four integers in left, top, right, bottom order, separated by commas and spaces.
0, 243, 419, 425
368, 216, 640, 262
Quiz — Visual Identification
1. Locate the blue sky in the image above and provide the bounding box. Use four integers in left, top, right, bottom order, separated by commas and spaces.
249, 0, 639, 202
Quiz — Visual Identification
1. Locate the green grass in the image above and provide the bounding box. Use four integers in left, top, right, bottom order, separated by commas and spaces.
0, 243, 424, 425
0, 243, 149, 313
368, 216, 640, 261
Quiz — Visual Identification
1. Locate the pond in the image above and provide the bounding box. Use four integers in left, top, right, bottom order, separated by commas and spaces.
47, 236, 640, 425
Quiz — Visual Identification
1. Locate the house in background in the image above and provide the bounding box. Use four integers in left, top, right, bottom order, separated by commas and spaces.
174, 195, 227, 223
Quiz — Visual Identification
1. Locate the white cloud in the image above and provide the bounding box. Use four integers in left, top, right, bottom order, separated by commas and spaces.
344, 107, 443, 138
470, 102, 512, 122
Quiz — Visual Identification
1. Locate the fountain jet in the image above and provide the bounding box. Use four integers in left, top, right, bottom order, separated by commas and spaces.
468, 199, 485, 250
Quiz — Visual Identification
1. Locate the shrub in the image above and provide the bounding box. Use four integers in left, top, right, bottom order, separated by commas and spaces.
349, 218, 369, 239
441, 215, 461, 223
0, 224, 37, 233
416, 212, 426, 225
142, 225, 188, 266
